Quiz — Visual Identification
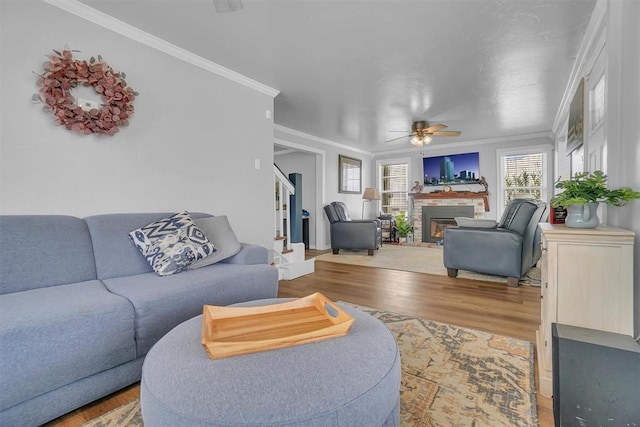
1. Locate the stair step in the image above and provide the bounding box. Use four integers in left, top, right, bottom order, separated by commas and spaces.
274, 236, 286, 241
281, 249, 294, 254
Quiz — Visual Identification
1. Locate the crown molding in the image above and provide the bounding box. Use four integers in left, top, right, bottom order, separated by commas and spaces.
552, 0, 607, 133
274, 124, 373, 157
43, 0, 280, 98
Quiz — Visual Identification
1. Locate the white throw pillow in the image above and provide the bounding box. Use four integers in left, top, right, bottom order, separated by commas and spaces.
454, 217, 498, 228
189, 216, 242, 268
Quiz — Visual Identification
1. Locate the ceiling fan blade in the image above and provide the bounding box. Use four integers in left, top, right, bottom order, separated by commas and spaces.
431, 131, 462, 136
384, 134, 411, 143
425, 124, 447, 133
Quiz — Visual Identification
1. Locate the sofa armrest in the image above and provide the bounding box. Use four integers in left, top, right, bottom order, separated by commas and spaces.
221, 243, 268, 265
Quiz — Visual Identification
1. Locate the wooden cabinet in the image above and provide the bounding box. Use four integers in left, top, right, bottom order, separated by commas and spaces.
536, 223, 635, 398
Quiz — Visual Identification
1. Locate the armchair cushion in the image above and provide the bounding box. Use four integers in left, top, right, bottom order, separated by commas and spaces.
332, 202, 352, 221
498, 199, 539, 235
454, 217, 497, 228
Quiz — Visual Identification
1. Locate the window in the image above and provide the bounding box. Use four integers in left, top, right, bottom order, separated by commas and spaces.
379, 161, 409, 216
497, 146, 550, 215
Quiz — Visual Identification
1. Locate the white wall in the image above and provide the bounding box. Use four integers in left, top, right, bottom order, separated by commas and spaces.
274, 151, 317, 248
604, 0, 640, 339
0, 1, 276, 248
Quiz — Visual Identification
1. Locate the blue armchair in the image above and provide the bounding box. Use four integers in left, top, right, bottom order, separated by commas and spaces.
324, 202, 382, 256
443, 198, 549, 287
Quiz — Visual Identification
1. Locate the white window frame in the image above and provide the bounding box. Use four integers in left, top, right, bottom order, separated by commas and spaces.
376, 157, 411, 217
496, 145, 552, 217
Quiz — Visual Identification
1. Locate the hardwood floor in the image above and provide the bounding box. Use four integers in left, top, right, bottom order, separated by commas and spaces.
46, 250, 553, 426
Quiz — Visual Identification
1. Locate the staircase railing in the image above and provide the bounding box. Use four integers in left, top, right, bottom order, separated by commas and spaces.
273, 164, 295, 252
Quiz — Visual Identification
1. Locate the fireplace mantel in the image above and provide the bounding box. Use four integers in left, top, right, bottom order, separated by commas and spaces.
411, 191, 490, 212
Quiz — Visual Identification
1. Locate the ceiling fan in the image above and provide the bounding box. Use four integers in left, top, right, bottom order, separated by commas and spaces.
386, 120, 461, 146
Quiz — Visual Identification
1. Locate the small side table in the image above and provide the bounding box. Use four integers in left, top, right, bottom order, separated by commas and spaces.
378, 216, 396, 243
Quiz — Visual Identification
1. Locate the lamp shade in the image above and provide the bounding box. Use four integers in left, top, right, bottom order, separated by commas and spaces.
362, 187, 381, 201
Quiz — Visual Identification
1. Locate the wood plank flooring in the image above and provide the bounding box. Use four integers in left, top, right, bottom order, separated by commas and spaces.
46, 250, 552, 426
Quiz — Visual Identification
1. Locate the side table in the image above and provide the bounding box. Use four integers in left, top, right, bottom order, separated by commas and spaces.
378, 216, 396, 243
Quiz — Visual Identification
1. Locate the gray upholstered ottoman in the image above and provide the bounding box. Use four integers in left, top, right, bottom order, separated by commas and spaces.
140, 298, 401, 426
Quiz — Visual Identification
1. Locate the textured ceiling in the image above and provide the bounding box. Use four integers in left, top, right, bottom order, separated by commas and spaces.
81, 0, 596, 152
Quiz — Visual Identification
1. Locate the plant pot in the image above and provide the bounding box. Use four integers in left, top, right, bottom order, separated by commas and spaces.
565, 202, 600, 228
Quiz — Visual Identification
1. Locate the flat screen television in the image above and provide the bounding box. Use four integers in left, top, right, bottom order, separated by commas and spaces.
423, 151, 480, 186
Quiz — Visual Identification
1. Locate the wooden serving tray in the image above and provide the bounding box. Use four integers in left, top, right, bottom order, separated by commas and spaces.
201, 293, 354, 359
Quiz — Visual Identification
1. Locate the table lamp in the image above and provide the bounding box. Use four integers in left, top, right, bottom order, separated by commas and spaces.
362, 187, 381, 219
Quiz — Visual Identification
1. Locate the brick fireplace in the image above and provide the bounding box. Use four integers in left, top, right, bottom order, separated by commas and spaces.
410, 192, 489, 244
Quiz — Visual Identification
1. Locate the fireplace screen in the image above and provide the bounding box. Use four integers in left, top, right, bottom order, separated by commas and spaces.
430, 219, 457, 240
422, 206, 474, 243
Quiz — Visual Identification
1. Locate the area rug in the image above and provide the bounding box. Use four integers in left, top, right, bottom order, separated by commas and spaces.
351, 304, 537, 426
316, 244, 541, 286
83, 305, 537, 427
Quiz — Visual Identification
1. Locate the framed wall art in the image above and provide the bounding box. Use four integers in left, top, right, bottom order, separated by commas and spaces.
338, 155, 362, 194
422, 152, 480, 186
566, 78, 584, 155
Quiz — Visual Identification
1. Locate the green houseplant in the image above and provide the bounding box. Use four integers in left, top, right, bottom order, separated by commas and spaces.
395, 211, 413, 241
550, 171, 640, 228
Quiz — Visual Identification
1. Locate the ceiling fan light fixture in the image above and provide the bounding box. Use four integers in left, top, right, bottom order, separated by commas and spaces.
410, 134, 432, 147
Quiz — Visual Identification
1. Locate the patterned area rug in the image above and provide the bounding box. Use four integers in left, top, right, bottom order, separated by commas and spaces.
315, 244, 541, 286
83, 305, 537, 427
83, 399, 141, 426
353, 304, 537, 426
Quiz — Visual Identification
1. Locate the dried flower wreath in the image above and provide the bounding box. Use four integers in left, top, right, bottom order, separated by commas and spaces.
33, 49, 138, 135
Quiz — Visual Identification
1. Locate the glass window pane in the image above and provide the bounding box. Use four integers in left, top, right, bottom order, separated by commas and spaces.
503, 153, 543, 204
381, 163, 408, 215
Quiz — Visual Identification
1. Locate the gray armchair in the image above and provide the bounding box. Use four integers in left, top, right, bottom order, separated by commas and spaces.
443, 198, 549, 287
324, 202, 382, 255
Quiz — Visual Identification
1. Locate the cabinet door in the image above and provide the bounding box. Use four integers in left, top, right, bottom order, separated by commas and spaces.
555, 242, 633, 335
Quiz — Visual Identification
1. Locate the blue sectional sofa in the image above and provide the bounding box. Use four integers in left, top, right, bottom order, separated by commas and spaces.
0, 213, 279, 426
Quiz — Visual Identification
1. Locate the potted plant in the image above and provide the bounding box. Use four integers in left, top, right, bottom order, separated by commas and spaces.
395, 211, 413, 243
550, 170, 640, 228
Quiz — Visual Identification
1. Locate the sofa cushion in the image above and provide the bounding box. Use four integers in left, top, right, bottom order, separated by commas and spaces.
0, 280, 135, 411
85, 212, 211, 280
0, 215, 97, 294
102, 263, 279, 356
129, 212, 216, 276
189, 216, 241, 268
